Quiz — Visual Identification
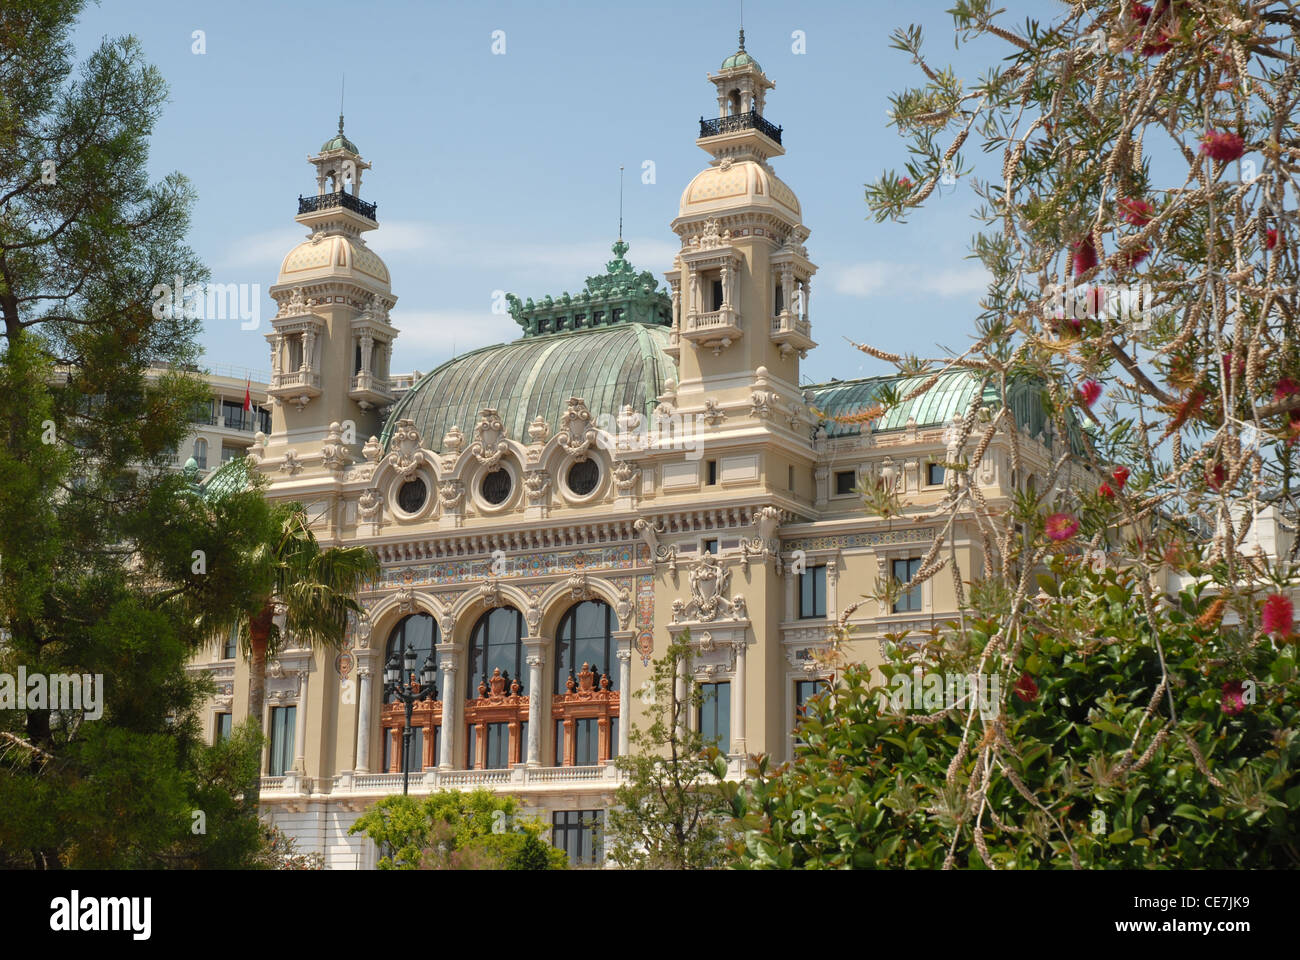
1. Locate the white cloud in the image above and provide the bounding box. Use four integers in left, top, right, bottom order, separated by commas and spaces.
827, 261, 990, 300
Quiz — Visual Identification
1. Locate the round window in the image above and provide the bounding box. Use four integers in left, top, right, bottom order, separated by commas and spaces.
482, 468, 512, 505
397, 478, 427, 513
567, 459, 599, 496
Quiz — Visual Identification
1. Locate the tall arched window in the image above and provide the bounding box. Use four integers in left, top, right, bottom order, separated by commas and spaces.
552, 600, 619, 766
193, 437, 208, 470
465, 607, 528, 769
381, 613, 441, 774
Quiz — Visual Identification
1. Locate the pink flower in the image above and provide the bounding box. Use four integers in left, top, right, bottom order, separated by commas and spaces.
1078, 379, 1102, 408
1206, 463, 1226, 491
898, 177, 912, 188
1099, 481, 1116, 499
1267, 228, 1279, 250
1014, 673, 1039, 703
1221, 681, 1246, 716
1120, 244, 1150, 269
1273, 377, 1300, 403
1045, 512, 1080, 542
1261, 593, 1294, 638
1119, 197, 1154, 226
1200, 131, 1246, 163
1071, 236, 1099, 274
1112, 465, 1130, 490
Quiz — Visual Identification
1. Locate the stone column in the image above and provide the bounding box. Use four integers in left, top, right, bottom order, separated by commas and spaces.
437, 642, 460, 770
355, 666, 373, 773
731, 641, 746, 757
293, 670, 309, 774
615, 638, 633, 758
524, 639, 545, 767
827, 558, 839, 621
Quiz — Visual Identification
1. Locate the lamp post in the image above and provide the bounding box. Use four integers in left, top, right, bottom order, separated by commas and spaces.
384, 643, 438, 796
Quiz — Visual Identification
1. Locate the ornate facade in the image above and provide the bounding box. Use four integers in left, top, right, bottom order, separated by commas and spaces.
187, 34, 1075, 868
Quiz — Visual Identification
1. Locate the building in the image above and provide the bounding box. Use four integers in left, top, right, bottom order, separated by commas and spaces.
187, 33, 1074, 868
162, 364, 271, 475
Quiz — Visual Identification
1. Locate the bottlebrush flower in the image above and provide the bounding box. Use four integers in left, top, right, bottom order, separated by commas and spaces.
1078, 379, 1102, 407
1206, 462, 1226, 491
1098, 481, 1116, 499
1195, 596, 1227, 630
1267, 228, 1279, 250
1112, 465, 1130, 490
1084, 285, 1107, 317
1014, 673, 1039, 703
1221, 680, 1246, 716
1071, 236, 1099, 274
1261, 592, 1294, 638
1200, 131, 1246, 163
1273, 377, 1300, 403
1118, 198, 1154, 226
1045, 512, 1080, 541
898, 177, 912, 188
1119, 244, 1150, 269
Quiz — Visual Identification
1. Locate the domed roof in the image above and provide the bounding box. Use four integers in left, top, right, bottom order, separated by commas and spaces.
381, 324, 676, 453
721, 50, 759, 70
679, 159, 801, 219
276, 234, 390, 290
321, 132, 359, 153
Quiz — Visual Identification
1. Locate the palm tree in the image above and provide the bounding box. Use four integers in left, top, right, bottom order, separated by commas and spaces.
227, 502, 378, 808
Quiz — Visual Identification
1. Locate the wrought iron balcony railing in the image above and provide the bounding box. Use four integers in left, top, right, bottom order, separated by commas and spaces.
297, 190, 378, 222
699, 110, 783, 145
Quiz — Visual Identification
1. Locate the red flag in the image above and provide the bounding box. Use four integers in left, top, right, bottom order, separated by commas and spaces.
243, 378, 252, 413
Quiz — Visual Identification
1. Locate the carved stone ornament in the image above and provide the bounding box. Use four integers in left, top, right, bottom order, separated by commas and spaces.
396, 587, 415, 614
567, 572, 592, 601
478, 579, 503, 609
358, 487, 382, 522
442, 425, 465, 456
673, 553, 746, 623
321, 421, 352, 471
438, 479, 464, 511
527, 415, 550, 445
613, 460, 640, 496
246, 432, 267, 467
702, 398, 727, 427
526, 603, 542, 634
471, 408, 508, 468
556, 396, 597, 461
524, 470, 551, 504
616, 587, 634, 629
635, 517, 675, 568
387, 419, 429, 481
362, 435, 383, 463
279, 449, 303, 476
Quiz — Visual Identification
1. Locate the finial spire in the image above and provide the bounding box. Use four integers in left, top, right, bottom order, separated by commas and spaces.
618, 165, 624, 242
739, 0, 745, 49
338, 73, 345, 134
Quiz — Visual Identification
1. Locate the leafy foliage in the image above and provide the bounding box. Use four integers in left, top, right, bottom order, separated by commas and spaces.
348, 789, 567, 870
726, 559, 1300, 868
606, 632, 735, 869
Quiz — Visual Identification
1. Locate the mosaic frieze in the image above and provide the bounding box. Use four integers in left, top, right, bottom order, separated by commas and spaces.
782, 527, 935, 553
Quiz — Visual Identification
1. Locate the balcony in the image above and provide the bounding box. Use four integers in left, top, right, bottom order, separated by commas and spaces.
699, 110, 782, 145
328, 764, 625, 798
349, 370, 393, 409
297, 190, 377, 223
770, 312, 816, 357
269, 368, 322, 402
682, 309, 743, 354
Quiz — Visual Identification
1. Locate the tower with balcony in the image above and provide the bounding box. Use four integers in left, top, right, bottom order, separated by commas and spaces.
666, 30, 817, 401
264, 116, 398, 454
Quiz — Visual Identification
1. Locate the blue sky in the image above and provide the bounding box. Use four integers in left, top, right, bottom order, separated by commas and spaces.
74, 0, 1030, 387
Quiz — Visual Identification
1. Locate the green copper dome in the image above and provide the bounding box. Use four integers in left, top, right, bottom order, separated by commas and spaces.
320, 116, 358, 154
721, 51, 758, 70
382, 324, 676, 453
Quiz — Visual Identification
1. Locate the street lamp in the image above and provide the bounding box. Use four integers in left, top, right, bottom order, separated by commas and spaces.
383, 643, 438, 795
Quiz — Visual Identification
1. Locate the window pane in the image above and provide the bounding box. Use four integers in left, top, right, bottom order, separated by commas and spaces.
698, 683, 730, 752
575, 718, 597, 765
269, 706, 295, 776
555, 719, 564, 765
485, 722, 509, 769
799, 566, 826, 618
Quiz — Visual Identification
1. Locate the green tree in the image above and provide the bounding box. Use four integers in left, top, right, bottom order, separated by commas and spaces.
0, 1, 266, 868
606, 632, 734, 869
348, 789, 567, 870
726, 558, 1300, 868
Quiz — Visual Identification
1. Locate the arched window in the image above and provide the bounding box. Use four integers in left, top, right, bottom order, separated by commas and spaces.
381, 613, 441, 774
465, 607, 528, 769
193, 437, 208, 470
552, 600, 619, 767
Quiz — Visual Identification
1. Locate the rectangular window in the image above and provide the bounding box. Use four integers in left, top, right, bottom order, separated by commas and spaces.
555, 718, 564, 766
834, 470, 856, 496
466, 724, 476, 768
698, 682, 731, 752
703, 538, 719, 555
593, 310, 605, 325
795, 680, 829, 718
484, 722, 510, 769
574, 717, 598, 765
892, 557, 923, 612
788, 464, 795, 490
574, 314, 586, 328
775, 282, 784, 314
711, 278, 724, 311
552, 810, 604, 867
214, 712, 232, 744
799, 565, 827, 619
928, 462, 945, 486
268, 705, 295, 776
706, 459, 717, 485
